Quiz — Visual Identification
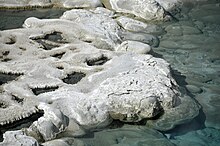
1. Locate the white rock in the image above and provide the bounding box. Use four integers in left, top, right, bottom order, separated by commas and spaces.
116, 40, 151, 54
117, 16, 164, 35
26, 103, 68, 141
109, 0, 168, 21
0, 130, 39, 146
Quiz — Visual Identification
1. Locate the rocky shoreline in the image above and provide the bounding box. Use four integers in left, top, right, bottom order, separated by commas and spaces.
0, 0, 220, 146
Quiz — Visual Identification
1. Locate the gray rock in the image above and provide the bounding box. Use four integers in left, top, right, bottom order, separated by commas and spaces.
25, 103, 69, 141
117, 16, 164, 35
147, 95, 200, 131
108, 0, 169, 21
116, 40, 152, 54
0, 130, 39, 146
186, 84, 202, 94
0, 6, 201, 144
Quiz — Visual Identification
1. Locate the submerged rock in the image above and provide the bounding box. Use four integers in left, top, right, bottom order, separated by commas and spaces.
170, 128, 220, 146
79, 125, 175, 146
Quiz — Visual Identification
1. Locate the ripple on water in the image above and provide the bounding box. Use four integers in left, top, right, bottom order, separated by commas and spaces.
154, 1, 220, 145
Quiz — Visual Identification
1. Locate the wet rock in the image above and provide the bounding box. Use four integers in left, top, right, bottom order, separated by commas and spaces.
196, 88, 220, 129
147, 94, 200, 131
170, 128, 220, 146
116, 40, 151, 54
25, 103, 68, 141
0, 5, 202, 145
79, 125, 175, 146
117, 16, 164, 35
42, 138, 84, 146
108, 0, 169, 21
121, 31, 159, 47
156, 0, 181, 14
186, 84, 202, 94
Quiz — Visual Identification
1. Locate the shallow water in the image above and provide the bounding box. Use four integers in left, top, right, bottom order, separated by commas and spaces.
0, 8, 66, 30
0, 1, 220, 145
153, 1, 220, 145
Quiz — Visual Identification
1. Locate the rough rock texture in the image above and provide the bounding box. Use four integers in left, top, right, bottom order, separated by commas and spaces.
108, 0, 168, 21
0, 6, 201, 145
116, 40, 152, 54
117, 16, 165, 35
0, 130, 39, 146
0, 0, 102, 8
25, 103, 69, 141
0, 92, 39, 125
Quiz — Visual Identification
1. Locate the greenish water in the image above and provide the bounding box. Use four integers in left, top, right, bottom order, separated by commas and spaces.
0, 1, 220, 145
0, 8, 66, 30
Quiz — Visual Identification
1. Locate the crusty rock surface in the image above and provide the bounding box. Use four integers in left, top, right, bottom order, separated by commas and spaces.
0, 130, 39, 146
108, 0, 168, 21
0, 6, 200, 145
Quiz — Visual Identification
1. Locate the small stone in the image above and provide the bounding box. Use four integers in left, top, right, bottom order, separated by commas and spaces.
186, 84, 202, 94
116, 41, 151, 54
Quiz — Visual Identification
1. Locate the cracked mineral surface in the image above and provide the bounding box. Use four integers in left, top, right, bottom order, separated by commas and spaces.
0, 0, 219, 146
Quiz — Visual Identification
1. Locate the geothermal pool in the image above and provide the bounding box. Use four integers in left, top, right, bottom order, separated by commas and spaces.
0, 1, 220, 146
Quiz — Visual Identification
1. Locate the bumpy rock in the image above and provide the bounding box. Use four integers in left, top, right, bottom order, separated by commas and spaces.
0, 130, 39, 146
25, 103, 69, 141
116, 40, 152, 54
0, 6, 200, 145
108, 0, 168, 21
117, 16, 165, 35
147, 94, 200, 131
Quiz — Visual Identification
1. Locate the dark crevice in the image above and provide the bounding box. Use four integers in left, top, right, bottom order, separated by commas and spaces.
86, 55, 110, 66
51, 52, 65, 59
11, 94, 24, 104
31, 32, 67, 50
0, 72, 23, 85
31, 86, 59, 96
36, 39, 60, 50
0, 110, 44, 135
2, 51, 9, 56
1, 58, 12, 62
62, 72, 86, 84
56, 66, 64, 70
19, 47, 26, 51
0, 100, 8, 109
44, 32, 67, 43
5, 37, 16, 45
